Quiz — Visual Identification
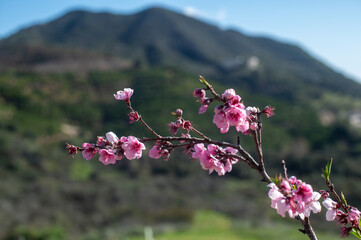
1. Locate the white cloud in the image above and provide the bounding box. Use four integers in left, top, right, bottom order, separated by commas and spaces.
183, 6, 227, 27
183, 6, 201, 18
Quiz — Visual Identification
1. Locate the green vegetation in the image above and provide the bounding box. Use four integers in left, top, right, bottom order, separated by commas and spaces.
129, 211, 341, 240
0, 68, 360, 239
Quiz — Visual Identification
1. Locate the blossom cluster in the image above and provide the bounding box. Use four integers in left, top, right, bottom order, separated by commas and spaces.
323, 197, 361, 237
191, 143, 238, 176
67, 132, 145, 165
168, 108, 192, 136
268, 176, 321, 219
194, 87, 274, 134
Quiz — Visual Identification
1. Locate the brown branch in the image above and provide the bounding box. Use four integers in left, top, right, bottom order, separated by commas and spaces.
126, 100, 162, 138
296, 216, 318, 240
199, 75, 224, 103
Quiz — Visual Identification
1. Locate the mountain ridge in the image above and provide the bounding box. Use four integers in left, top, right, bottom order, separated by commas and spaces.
1, 6, 361, 98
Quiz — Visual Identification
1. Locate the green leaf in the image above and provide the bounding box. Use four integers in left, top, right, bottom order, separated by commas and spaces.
322, 158, 333, 181
341, 192, 348, 206
350, 228, 361, 239
271, 174, 282, 185
199, 75, 208, 86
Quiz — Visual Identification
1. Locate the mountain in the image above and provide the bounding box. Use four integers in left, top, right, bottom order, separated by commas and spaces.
1, 7, 361, 98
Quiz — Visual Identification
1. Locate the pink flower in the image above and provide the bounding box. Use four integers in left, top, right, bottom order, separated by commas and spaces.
199, 144, 217, 172
268, 183, 289, 217
128, 111, 140, 123
303, 192, 322, 217
199, 104, 209, 114
228, 95, 241, 106
262, 106, 275, 118
268, 177, 321, 219
114, 88, 134, 101
122, 136, 146, 160
348, 208, 361, 222
193, 88, 206, 101
198, 98, 212, 114
192, 143, 206, 159
96, 136, 106, 146
182, 121, 192, 131
213, 111, 229, 133
235, 119, 249, 133
323, 198, 338, 221
225, 106, 247, 126
81, 143, 97, 160
175, 108, 183, 117
222, 89, 236, 100
149, 145, 162, 159
66, 144, 77, 157
295, 183, 314, 203
250, 122, 258, 130
168, 122, 179, 136
99, 149, 116, 165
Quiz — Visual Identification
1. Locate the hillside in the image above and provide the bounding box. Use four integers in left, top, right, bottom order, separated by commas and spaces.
1, 7, 361, 98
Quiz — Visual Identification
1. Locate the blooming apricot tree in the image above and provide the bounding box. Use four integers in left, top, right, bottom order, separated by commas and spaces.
67, 76, 361, 240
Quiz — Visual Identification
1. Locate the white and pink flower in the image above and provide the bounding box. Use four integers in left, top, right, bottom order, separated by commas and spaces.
268, 176, 321, 219
122, 136, 146, 160
114, 88, 134, 101
81, 143, 97, 160
99, 149, 117, 165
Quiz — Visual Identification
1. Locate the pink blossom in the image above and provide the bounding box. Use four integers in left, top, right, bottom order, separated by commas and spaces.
66, 144, 77, 157
262, 106, 275, 118
295, 183, 314, 202
322, 198, 338, 221
268, 177, 321, 219
228, 95, 241, 106
168, 122, 179, 136
213, 111, 229, 133
149, 145, 162, 159
235, 119, 249, 133
122, 136, 146, 160
225, 106, 247, 126
225, 147, 238, 155
303, 192, 322, 217
182, 121, 192, 131
192, 143, 206, 159
199, 144, 217, 172
149, 142, 170, 160
199, 98, 212, 114
348, 208, 361, 222
193, 88, 205, 100
250, 122, 258, 130
192, 144, 238, 176
81, 143, 97, 160
268, 183, 289, 217
114, 88, 134, 101
199, 104, 209, 114
96, 136, 106, 146
222, 89, 236, 100
175, 108, 183, 116
99, 149, 117, 165
128, 111, 140, 123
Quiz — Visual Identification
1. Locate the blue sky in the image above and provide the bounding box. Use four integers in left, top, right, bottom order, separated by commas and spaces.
1, 0, 360, 81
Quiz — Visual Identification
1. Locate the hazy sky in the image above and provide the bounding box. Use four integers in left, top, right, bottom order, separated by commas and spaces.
1, 0, 360, 81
